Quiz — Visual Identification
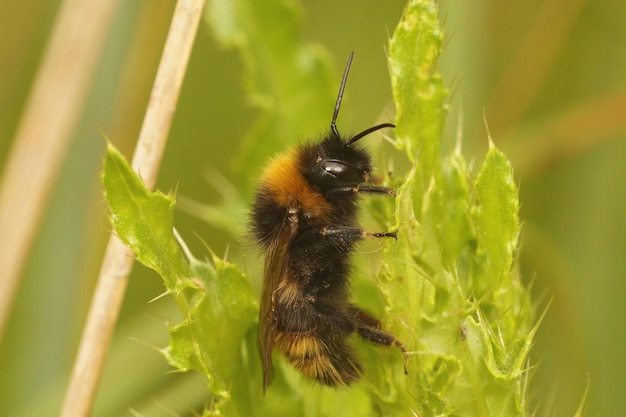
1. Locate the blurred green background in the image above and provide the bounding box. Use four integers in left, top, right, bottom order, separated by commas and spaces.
1, 0, 624, 415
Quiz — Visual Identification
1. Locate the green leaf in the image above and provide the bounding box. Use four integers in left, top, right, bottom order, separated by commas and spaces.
102, 143, 190, 287
162, 257, 257, 401
102, 143, 257, 415
388, 0, 448, 213
379, 0, 536, 416
472, 141, 521, 298
425, 149, 473, 270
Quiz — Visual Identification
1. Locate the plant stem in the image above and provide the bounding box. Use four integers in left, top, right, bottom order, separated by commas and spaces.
60, 0, 206, 416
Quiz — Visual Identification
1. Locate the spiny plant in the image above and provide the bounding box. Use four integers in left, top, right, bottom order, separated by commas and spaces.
102, 0, 550, 415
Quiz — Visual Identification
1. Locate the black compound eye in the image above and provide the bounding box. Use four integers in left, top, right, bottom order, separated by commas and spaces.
323, 161, 346, 175
322, 160, 361, 182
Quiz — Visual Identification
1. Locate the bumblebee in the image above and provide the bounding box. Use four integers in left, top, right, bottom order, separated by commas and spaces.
251, 52, 407, 394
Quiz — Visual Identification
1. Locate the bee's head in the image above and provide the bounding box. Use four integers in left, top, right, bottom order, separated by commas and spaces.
296, 52, 395, 198
297, 122, 394, 192
296, 132, 368, 190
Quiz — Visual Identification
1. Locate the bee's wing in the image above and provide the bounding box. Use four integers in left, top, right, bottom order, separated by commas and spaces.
258, 230, 291, 395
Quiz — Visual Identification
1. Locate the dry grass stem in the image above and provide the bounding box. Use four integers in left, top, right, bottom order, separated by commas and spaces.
0, 0, 119, 340
60, 0, 207, 416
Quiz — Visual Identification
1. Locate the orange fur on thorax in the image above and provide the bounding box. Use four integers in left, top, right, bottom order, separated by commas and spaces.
260, 152, 331, 220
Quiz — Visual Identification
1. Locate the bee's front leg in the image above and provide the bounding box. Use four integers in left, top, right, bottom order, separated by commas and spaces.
320, 226, 396, 238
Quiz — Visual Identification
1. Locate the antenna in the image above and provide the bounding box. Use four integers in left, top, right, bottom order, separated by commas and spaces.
330, 51, 354, 139
330, 52, 396, 145
346, 122, 395, 146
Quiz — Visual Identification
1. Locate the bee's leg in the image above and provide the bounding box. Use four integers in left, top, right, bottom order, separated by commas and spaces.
328, 185, 395, 196
352, 308, 382, 329
290, 227, 396, 255
320, 226, 397, 241
353, 312, 407, 353
357, 324, 408, 353
357, 185, 395, 196
350, 307, 409, 370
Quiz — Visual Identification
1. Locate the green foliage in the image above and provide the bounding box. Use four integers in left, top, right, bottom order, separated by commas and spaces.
103, 143, 257, 415
379, 1, 536, 415
103, 0, 537, 415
